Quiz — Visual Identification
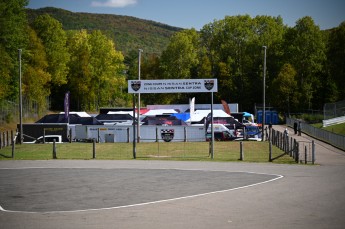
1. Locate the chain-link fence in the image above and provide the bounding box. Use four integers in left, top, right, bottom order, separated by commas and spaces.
324, 100, 345, 120
0, 97, 50, 126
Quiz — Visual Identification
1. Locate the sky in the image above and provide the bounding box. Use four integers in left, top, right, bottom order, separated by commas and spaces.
27, 0, 345, 30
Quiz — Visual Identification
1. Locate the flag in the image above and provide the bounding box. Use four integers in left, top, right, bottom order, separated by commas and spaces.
189, 97, 195, 121
221, 99, 231, 115
64, 91, 70, 121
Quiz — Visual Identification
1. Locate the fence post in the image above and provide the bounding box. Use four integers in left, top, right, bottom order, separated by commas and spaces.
2, 132, 5, 147
269, 140, 272, 162
127, 128, 130, 143
0, 131, 2, 149
6, 130, 9, 147
290, 137, 293, 157
273, 129, 276, 145
240, 141, 244, 161
284, 135, 287, 153
184, 127, 187, 142
53, 139, 57, 159
312, 140, 315, 164
93, 138, 96, 159
295, 142, 299, 163
11, 139, 15, 158
11, 130, 13, 146
305, 145, 308, 164
155, 127, 158, 142
278, 132, 282, 149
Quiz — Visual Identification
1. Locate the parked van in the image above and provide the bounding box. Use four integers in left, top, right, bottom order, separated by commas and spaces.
24, 135, 63, 144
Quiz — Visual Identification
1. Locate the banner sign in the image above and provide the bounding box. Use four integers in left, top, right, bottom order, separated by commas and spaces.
128, 79, 217, 93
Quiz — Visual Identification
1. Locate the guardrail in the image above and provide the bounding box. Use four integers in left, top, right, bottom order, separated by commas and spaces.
323, 116, 345, 127
286, 117, 345, 151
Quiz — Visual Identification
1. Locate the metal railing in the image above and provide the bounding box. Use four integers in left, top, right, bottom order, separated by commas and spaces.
323, 116, 345, 127
286, 117, 345, 151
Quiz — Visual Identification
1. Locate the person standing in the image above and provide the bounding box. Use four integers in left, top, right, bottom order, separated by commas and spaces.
298, 121, 302, 136
294, 122, 298, 135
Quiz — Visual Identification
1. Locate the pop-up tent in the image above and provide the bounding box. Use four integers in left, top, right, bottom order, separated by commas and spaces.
95, 113, 133, 124
36, 114, 103, 125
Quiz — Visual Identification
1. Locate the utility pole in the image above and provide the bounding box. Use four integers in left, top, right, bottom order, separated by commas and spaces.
18, 49, 23, 144
262, 46, 267, 142
137, 49, 143, 143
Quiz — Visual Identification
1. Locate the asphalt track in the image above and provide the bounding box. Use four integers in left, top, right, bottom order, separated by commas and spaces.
0, 125, 345, 229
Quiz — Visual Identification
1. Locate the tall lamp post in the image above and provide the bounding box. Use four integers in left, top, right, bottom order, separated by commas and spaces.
262, 46, 267, 141
18, 49, 23, 144
137, 49, 143, 143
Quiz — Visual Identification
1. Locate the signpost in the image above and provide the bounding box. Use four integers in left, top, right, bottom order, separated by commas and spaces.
128, 79, 218, 159
128, 79, 218, 94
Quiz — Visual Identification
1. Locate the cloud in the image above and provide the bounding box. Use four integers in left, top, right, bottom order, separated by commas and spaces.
91, 0, 138, 8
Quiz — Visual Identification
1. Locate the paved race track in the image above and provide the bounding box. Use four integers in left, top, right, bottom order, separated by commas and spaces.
0, 125, 344, 229
0, 167, 281, 213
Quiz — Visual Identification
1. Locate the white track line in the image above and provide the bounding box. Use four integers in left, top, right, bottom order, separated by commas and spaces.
0, 167, 283, 214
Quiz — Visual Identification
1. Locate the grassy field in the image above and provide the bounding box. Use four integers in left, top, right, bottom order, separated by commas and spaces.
0, 141, 296, 163
311, 122, 345, 136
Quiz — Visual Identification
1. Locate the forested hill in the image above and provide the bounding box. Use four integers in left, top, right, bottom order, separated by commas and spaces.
26, 7, 182, 55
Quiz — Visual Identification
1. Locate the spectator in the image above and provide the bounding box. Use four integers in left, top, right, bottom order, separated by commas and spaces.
284, 128, 289, 137
298, 121, 302, 136
293, 122, 298, 135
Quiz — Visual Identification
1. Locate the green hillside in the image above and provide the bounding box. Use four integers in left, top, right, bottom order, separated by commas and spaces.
26, 7, 182, 55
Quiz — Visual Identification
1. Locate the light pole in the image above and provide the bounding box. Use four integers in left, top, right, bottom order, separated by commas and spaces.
18, 49, 23, 144
262, 46, 267, 142
137, 49, 143, 143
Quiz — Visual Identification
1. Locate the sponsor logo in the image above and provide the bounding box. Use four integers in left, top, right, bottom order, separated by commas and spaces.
161, 129, 174, 142
131, 81, 141, 91
204, 80, 214, 90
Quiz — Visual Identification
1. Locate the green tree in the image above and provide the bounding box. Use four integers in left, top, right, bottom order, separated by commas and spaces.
159, 29, 200, 103
284, 16, 326, 110
327, 22, 345, 99
0, 0, 28, 100
88, 30, 125, 109
33, 14, 70, 86
67, 30, 92, 110
199, 15, 285, 111
160, 29, 199, 79
0, 45, 13, 101
271, 63, 298, 114
67, 30, 126, 110
22, 27, 51, 113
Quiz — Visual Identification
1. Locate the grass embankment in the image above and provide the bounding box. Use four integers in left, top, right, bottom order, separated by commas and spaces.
0, 141, 295, 163
311, 122, 345, 136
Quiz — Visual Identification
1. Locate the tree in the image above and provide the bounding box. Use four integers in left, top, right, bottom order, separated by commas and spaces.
0, 0, 28, 100
22, 27, 51, 113
199, 15, 286, 111
159, 29, 200, 103
33, 14, 70, 86
0, 45, 13, 101
160, 29, 199, 79
327, 22, 345, 99
67, 30, 126, 110
67, 30, 92, 110
284, 16, 326, 110
88, 30, 125, 109
271, 63, 298, 114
